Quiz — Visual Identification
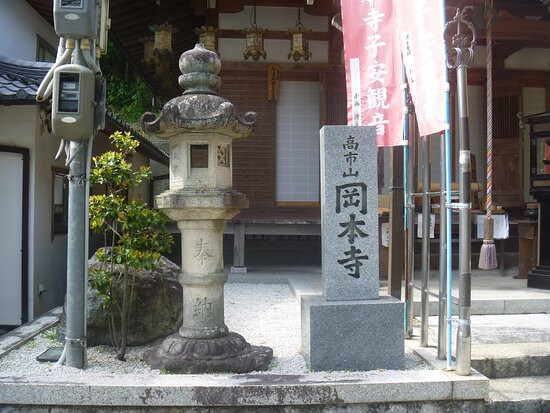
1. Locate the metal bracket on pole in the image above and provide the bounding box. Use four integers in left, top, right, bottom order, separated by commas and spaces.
454, 318, 471, 326
446, 202, 471, 210
65, 337, 87, 347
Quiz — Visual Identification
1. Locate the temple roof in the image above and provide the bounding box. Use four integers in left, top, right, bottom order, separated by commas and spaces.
0, 55, 51, 103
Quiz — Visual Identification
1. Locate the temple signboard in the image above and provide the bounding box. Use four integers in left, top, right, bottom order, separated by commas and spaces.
321, 126, 379, 301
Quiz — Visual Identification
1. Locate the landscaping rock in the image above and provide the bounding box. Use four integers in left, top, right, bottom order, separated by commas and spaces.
57, 252, 182, 346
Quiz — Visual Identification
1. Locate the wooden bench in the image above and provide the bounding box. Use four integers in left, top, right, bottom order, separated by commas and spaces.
226, 202, 391, 273
226, 207, 321, 273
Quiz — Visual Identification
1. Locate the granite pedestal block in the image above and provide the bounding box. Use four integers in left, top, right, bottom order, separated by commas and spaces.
301, 294, 404, 371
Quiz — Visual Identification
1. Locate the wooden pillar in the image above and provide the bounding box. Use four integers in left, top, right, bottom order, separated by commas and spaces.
231, 222, 247, 273
388, 145, 404, 299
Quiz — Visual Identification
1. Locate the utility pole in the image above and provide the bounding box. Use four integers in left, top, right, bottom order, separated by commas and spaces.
64, 43, 90, 368
35, 0, 110, 368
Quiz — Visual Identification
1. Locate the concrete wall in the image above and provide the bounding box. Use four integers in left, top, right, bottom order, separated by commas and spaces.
0, 105, 68, 318
0, 0, 58, 60
218, 6, 328, 63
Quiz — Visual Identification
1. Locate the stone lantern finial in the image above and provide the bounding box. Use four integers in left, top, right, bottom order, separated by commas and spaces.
178, 44, 221, 95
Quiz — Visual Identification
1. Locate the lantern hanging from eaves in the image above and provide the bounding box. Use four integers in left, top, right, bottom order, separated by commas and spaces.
150, 23, 175, 53
194, 26, 219, 53
243, 1, 266, 61
288, 0, 312, 61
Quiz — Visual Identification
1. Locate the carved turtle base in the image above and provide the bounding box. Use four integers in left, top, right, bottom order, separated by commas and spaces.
145, 332, 273, 374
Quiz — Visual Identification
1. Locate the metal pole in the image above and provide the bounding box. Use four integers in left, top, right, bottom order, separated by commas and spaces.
456, 61, 472, 375
402, 69, 411, 335
438, 133, 447, 360
441, 0, 454, 371
65, 141, 88, 368
420, 134, 430, 347
445, 9, 476, 376
406, 106, 416, 338
65, 42, 89, 368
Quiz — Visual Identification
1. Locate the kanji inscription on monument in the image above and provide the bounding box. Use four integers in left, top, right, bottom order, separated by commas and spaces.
321, 126, 379, 301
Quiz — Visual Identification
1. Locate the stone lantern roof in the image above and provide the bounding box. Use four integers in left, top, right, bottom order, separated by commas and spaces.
141, 44, 256, 139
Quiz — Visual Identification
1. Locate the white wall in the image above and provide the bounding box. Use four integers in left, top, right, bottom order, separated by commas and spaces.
218, 6, 328, 63
0, 106, 70, 318
0, 106, 36, 319
506, 49, 550, 71
32, 107, 69, 316
0, 0, 58, 60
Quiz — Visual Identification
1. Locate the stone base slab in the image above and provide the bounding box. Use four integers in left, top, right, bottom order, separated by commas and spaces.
0, 369, 489, 408
301, 294, 404, 371
145, 332, 273, 374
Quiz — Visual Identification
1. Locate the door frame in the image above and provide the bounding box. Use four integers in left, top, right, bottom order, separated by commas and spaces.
0, 145, 29, 326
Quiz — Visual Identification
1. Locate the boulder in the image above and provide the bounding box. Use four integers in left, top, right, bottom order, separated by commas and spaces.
57, 252, 182, 346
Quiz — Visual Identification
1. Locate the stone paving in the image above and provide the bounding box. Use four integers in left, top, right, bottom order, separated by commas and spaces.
1, 267, 549, 411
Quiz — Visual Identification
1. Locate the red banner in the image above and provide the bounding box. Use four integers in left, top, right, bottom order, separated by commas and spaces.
341, 0, 404, 147
394, 0, 448, 137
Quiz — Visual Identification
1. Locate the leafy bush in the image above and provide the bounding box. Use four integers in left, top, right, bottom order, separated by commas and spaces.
88, 131, 173, 360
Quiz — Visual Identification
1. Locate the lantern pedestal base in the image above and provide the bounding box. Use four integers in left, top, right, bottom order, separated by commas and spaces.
145, 332, 273, 374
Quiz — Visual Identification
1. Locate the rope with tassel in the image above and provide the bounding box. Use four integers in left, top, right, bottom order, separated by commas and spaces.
479, 0, 498, 269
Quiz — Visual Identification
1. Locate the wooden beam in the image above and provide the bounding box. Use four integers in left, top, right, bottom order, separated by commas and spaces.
447, 0, 549, 18
491, 17, 550, 42
214, 0, 338, 16
219, 29, 329, 41
468, 68, 550, 88
221, 61, 343, 73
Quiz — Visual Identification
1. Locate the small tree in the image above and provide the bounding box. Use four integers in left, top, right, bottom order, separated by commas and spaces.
89, 131, 173, 360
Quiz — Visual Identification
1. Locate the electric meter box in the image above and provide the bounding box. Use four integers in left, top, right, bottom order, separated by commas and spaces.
52, 64, 95, 141
53, 0, 97, 39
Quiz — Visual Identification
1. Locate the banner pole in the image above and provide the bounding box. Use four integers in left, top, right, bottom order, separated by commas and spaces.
444, 7, 476, 376
403, 66, 412, 335
442, 0, 453, 371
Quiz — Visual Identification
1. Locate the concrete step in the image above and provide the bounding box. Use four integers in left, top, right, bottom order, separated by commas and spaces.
486, 376, 550, 413
471, 342, 550, 378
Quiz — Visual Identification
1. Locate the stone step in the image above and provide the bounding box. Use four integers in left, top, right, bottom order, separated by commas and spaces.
471, 342, 550, 379
528, 266, 550, 290
486, 376, 550, 413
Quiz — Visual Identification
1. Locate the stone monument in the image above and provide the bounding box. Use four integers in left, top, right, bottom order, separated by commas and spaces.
141, 44, 272, 373
301, 126, 404, 371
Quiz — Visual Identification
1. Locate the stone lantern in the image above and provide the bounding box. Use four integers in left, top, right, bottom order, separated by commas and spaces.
141, 44, 273, 373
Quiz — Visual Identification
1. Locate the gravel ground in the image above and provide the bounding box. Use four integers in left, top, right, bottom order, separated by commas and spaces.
0, 283, 429, 378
